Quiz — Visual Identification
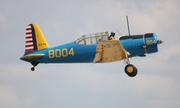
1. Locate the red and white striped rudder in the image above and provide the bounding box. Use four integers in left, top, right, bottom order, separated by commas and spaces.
25, 24, 35, 52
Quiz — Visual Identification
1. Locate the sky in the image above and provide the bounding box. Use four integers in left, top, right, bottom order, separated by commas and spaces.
0, 0, 180, 108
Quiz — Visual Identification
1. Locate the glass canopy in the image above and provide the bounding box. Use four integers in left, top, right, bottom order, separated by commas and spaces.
75, 31, 109, 45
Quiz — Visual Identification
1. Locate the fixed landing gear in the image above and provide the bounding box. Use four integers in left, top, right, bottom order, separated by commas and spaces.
31, 67, 35, 71
124, 53, 138, 77
30, 61, 39, 71
124, 64, 138, 77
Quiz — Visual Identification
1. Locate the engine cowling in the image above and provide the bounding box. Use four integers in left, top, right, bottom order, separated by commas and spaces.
119, 33, 162, 57
142, 33, 158, 54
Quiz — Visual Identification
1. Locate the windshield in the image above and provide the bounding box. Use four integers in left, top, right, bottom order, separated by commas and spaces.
75, 31, 109, 45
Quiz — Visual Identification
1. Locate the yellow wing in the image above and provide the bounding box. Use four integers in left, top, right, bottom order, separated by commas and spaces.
93, 40, 130, 63
21, 54, 44, 59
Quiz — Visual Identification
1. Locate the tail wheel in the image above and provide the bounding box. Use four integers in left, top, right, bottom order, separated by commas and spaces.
30, 61, 39, 71
31, 67, 35, 71
124, 64, 138, 77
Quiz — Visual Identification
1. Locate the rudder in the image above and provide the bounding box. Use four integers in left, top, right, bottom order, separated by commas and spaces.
25, 23, 49, 54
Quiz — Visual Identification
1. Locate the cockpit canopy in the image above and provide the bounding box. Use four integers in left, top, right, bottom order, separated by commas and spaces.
75, 31, 109, 45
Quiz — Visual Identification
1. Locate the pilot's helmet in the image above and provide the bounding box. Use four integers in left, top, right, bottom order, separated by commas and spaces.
110, 32, 115, 36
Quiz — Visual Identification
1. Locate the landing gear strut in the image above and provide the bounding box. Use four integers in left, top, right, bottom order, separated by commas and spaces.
30, 61, 39, 71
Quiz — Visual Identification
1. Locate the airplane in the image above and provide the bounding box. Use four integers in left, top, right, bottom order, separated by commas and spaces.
20, 18, 163, 77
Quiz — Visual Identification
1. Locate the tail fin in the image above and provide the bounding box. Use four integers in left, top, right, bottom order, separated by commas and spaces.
25, 23, 49, 54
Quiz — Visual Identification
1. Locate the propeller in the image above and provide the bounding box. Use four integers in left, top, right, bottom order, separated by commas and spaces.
158, 40, 163, 44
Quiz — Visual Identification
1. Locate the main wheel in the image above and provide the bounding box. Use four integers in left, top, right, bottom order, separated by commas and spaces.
31, 67, 35, 71
124, 64, 138, 77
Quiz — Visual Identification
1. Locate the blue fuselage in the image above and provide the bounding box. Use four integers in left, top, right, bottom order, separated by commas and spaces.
21, 33, 159, 64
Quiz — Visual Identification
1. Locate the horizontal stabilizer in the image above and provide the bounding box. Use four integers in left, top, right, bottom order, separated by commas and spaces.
21, 54, 44, 59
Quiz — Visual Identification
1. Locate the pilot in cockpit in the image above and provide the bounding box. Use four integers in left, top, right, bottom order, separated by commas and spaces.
109, 32, 115, 40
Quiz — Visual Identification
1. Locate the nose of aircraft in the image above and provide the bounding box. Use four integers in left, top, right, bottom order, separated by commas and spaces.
157, 40, 163, 44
